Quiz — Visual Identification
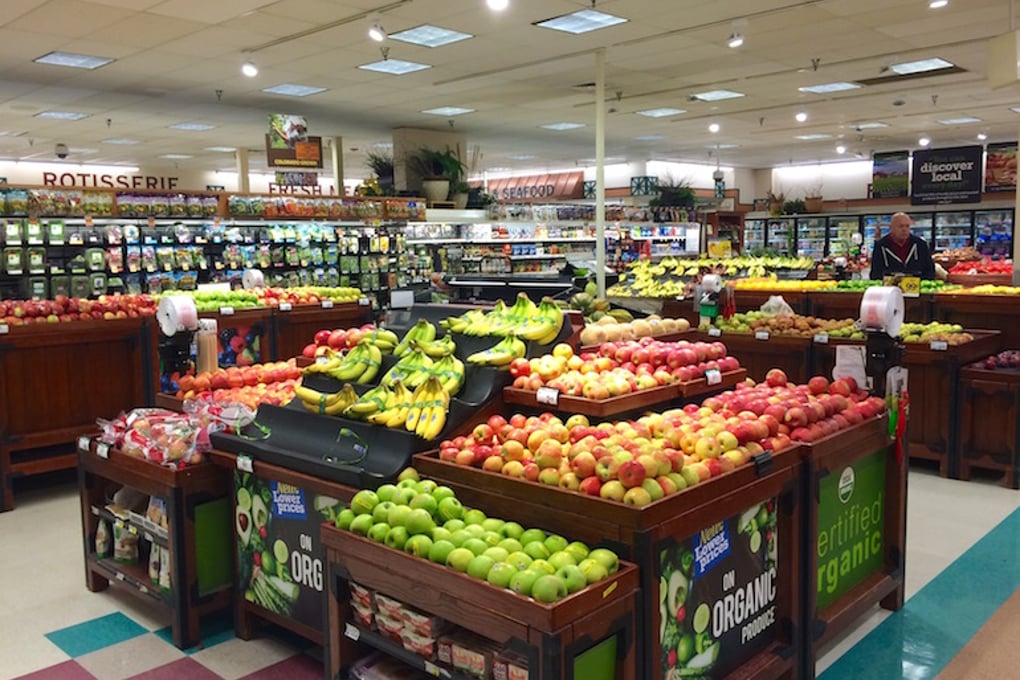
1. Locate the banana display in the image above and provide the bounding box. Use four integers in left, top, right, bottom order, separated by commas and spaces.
293, 383, 358, 415
347, 376, 451, 440
394, 319, 437, 357
467, 335, 527, 367
441, 293, 564, 344
302, 341, 384, 384
360, 328, 399, 354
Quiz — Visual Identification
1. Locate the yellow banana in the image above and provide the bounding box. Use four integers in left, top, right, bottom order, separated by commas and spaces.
301, 349, 342, 375
329, 344, 369, 381
344, 385, 390, 417
319, 385, 359, 416
357, 342, 383, 384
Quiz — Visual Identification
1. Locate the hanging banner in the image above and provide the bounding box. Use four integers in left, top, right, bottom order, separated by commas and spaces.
984, 142, 1017, 192
910, 145, 982, 205
266, 114, 323, 170
871, 151, 910, 199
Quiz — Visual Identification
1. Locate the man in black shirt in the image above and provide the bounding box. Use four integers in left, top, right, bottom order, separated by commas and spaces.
869, 212, 936, 280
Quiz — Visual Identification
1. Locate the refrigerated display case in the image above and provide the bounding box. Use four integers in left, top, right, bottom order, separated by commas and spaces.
934, 211, 973, 252
826, 216, 862, 257
766, 217, 794, 255
910, 213, 934, 246
744, 218, 765, 252
796, 216, 826, 259
974, 210, 1013, 258
862, 213, 890, 255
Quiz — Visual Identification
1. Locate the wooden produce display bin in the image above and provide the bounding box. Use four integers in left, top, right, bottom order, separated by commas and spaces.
323, 525, 640, 680
1, 317, 152, 511
78, 437, 233, 649
415, 447, 803, 680
957, 362, 1020, 489
208, 450, 359, 647
272, 302, 371, 363
797, 418, 905, 679
659, 298, 701, 328
691, 330, 813, 384
198, 306, 274, 366
808, 291, 932, 324
934, 293, 1020, 350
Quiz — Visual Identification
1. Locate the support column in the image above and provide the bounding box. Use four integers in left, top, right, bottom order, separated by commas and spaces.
595, 48, 607, 298
328, 136, 344, 196
1014, 123, 1020, 286
235, 148, 250, 193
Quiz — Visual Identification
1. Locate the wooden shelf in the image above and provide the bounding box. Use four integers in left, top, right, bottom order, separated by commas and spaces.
342, 624, 474, 680
88, 555, 170, 606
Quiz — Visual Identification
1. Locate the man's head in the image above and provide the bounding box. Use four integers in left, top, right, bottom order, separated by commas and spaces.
889, 212, 912, 245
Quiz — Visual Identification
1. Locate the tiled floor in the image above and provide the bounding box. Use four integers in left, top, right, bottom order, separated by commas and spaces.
1, 467, 1017, 680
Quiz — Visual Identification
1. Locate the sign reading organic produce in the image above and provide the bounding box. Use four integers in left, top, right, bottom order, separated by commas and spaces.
657, 499, 778, 679
234, 472, 343, 630
871, 151, 910, 199
910, 145, 983, 205
984, 142, 1018, 192
815, 450, 886, 610
266, 114, 323, 170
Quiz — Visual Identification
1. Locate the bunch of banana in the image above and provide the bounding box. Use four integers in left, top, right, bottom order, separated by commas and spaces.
294, 382, 358, 416
301, 348, 343, 375
440, 308, 486, 334
404, 375, 450, 440
467, 335, 527, 367
441, 293, 549, 338
427, 353, 465, 396
394, 319, 437, 357
513, 297, 564, 345
381, 348, 433, 389
414, 334, 456, 358
360, 328, 399, 354
343, 384, 393, 419
328, 341, 383, 384
366, 380, 413, 427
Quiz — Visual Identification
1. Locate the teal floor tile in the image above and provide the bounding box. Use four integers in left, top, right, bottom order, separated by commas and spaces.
45, 612, 147, 658
153, 613, 235, 654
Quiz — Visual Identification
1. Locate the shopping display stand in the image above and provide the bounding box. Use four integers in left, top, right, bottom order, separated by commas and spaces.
957, 361, 1020, 489
798, 417, 905, 679
323, 525, 641, 680
1, 317, 152, 511
77, 436, 233, 649
415, 446, 803, 680
691, 330, 814, 384
271, 301, 372, 361
934, 293, 1020, 350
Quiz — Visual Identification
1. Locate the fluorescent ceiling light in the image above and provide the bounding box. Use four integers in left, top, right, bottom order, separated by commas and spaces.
261, 83, 327, 97
535, 9, 627, 34
691, 89, 745, 101
799, 82, 860, 94
708, 123, 720, 133
205, 146, 237, 152
34, 111, 89, 120
929, 1, 949, 9
159, 154, 193, 159
794, 134, 833, 140
487, 0, 509, 10
637, 107, 685, 118
421, 106, 475, 116
169, 122, 215, 131
358, 59, 431, 75
373, 142, 394, 148
241, 60, 258, 77
937, 116, 981, 125
853, 121, 888, 129
508, 154, 535, 160
102, 138, 139, 145
918, 136, 931, 146
69, 147, 97, 154
635, 134, 665, 141
709, 143, 739, 149
889, 57, 954, 75
390, 25, 473, 47
34, 51, 113, 70
977, 132, 988, 140
836, 144, 847, 154
540, 123, 585, 130
795, 112, 808, 123
1012, 107, 1020, 113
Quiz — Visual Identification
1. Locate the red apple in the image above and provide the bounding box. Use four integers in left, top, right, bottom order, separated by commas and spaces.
578, 476, 602, 496
808, 376, 829, 395
829, 379, 852, 397
617, 460, 647, 488
314, 329, 332, 346
765, 368, 788, 388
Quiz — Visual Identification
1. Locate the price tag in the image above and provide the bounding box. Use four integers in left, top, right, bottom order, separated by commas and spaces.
536, 386, 560, 406
755, 330, 770, 341
127, 525, 138, 535
705, 368, 722, 386
219, 306, 235, 316
114, 519, 125, 529
930, 340, 948, 351
139, 585, 148, 594
146, 266, 156, 273
315, 356, 330, 365
96, 443, 110, 459
0, 324, 8, 335
78, 436, 91, 452
899, 276, 921, 299
344, 623, 360, 641
708, 327, 722, 337
115, 572, 126, 581
279, 302, 292, 312
91, 505, 100, 516
321, 300, 334, 309
236, 454, 253, 473
813, 333, 829, 344
424, 661, 441, 677
358, 298, 371, 307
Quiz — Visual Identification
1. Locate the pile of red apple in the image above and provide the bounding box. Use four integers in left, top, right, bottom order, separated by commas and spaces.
302, 324, 382, 357
437, 368, 886, 506
509, 339, 740, 399
175, 361, 301, 409
0, 294, 157, 326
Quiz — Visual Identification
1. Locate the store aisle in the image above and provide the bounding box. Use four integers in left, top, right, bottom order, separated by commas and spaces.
0, 468, 1016, 680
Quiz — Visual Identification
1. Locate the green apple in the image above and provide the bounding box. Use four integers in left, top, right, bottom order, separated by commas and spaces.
548, 551, 577, 571
404, 534, 433, 558
589, 548, 619, 574
449, 529, 472, 547
431, 527, 453, 543
464, 524, 486, 538
544, 534, 568, 554
578, 558, 609, 584
428, 540, 456, 565
641, 478, 664, 502
498, 538, 523, 554
405, 509, 435, 536
509, 569, 539, 596
487, 562, 517, 588
367, 522, 390, 543
523, 542, 551, 561
437, 497, 464, 522
375, 484, 398, 503
531, 574, 567, 603
462, 538, 489, 556
443, 519, 465, 532
446, 547, 475, 572
372, 501, 396, 525
335, 509, 355, 531
519, 528, 546, 546
385, 526, 409, 550
410, 493, 438, 516
481, 518, 505, 535
483, 531, 503, 547
414, 480, 438, 495
392, 488, 417, 506
349, 514, 374, 536
506, 551, 534, 571
466, 555, 495, 580
564, 541, 590, 563
350, 490, 379, 515
387, 505, 412, 528
397, 468, 419, 483
483, 546, 509, 563
432, 485, 456, 502
397, 478, 419, 490
501, 521, 524, 540
556, 564, 587, 593
528, 559, 556, 575
463, 509, 487, 526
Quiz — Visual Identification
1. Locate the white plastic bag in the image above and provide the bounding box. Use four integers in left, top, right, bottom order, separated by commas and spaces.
760, 295, 795, 316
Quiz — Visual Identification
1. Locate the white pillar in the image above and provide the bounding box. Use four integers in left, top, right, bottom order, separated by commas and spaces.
235, 148, 250, 193
1014, 123, 1020, 285
595, 48, 607, 298
328, 136, 344, 196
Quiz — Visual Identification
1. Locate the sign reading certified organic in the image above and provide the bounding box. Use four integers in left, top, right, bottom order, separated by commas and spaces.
266, 114, 323, 170
910, 145, 983, 205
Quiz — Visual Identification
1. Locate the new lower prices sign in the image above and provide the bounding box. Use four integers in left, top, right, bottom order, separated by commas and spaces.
657, 499, 779, 679
816, 450, 886, 610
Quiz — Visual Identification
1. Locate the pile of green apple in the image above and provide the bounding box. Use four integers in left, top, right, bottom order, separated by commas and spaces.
334, 469, 620, 604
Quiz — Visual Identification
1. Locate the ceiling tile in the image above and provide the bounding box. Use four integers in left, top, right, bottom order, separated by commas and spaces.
7, 0, 129, 38
149, 0, 275, 24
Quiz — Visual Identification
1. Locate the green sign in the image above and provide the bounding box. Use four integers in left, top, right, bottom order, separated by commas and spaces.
816, 450, 886, 609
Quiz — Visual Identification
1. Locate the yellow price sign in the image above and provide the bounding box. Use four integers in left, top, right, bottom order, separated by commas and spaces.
899, 276, 920, 298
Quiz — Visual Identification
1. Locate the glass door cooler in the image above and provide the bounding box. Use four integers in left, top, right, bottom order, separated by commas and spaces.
795, 216, 826, 259
934, 211, 973, 253
862, 214, 890, 255
765, 218, 794, 255
744, 218, 765, 252
974, 210, 1013, 258
826, 216, 861, 257
910, 213, 934, 247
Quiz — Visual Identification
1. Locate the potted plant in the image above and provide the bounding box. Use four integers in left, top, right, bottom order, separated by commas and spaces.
803, 180, 824, 213
766, 189, 786, 216
650, 176, 696, 221
365, 151, 394, 195
784, 198, 806, 215
409, 148, 466, 204
449, 180, 471, 209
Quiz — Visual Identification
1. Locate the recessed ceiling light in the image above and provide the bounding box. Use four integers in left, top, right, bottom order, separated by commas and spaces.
836, 144, 847, 154
709, 143, 739, 149
795, 112, 808, 123
637, 108, 686, 118
534, 9, 628, 35
169, 122, 215, 131
390, 24, 473, 47
540, 123, 585, 130
918, 136, 931, 147
34, 51, 113, 70
708, 123, 720, 133
34, 111, 90, 120
795, 134, 833, 140
691, 89, 745, 101
853, 121, 889, 129
487, 0, 509, 10
799, 82, 861, 94
977, 132, 988, 141
69, 147, 97, 154
508, 154, 536, 160
937, 116, 981, 125
262, 83, 327, 97
635, 134, 665, 141
241, 59, 258, 77
358, 59, 432, 75
928, 0, 949, 8
102, 138, 139, 145
205, 146, 237, 152
727, 33, 744, 49
421, 106, 475, 116
889, 57, 955, 75
159, 154, 193, 159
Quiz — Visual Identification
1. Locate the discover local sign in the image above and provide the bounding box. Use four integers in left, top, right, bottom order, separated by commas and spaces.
910, 145, 983, 205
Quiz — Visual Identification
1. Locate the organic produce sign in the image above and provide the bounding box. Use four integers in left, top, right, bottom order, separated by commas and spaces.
657, 499, 779, 679
816, 450, 886, 610
910, 145, 982, 205
235, 472, 342, 629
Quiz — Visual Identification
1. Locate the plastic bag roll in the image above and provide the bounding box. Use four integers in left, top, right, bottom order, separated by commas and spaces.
156, 295, 199, 336
242, 269, 265, 290
860, 286, 904, 337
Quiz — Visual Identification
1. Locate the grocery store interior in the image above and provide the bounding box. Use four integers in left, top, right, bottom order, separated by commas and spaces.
2, 1, 1020, 680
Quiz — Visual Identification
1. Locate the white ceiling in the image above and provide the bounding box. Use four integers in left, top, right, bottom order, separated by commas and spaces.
1, 0, 1019, 178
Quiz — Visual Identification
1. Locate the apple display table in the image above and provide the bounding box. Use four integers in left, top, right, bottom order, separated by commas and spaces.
690, 330, 814, 384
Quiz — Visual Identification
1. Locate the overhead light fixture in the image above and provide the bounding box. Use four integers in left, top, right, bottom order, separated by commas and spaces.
241, 59, 258, 77
421, 106, 475, 116
262, 83, 327, 97
102, 138, 139, 145
391, 25, 473, 47
636, 108, 685, 118
487, 0, 509, 10
159, 154, 193, 159
358, 59, 432, 75
708, 123, 720, 133
977, 132, 988, 141
1011, 107, 1020, 113
34, 111, 90, 120
34, 51, 113, 70
836, 144, 847, 154
928, 0, 948, 8
541, 122, 585, 131
889, 57, 954, 75
795, 112, 808, 123
369, 22, 387, 42
205, 146, 237, 152
710, 143, 739, 149
68, 147, 96, 154
487, 166, 513, 172
727, 33, 744, 48
635, 134, 665, 141
918, 136, 931, 147
799, 82, 861, 94
169, 122, 216, 131
534, 9, 627, 35
794, 134, 833, 140
691, 89, 745, 101
508, 154, 536, 160
853, 121, 889, 129
937, 116, 981, 125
